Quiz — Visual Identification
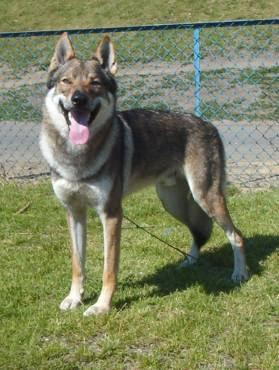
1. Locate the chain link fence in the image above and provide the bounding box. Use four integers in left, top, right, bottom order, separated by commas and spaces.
0, 19, 278, 188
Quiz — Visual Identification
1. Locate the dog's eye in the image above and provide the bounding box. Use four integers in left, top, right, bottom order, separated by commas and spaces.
61, 78, 71, 85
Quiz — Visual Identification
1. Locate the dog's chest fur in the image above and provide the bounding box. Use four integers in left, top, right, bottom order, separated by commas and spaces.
52, 175, 113, 214
41, 128, 122, 214
40, 108, 119, 214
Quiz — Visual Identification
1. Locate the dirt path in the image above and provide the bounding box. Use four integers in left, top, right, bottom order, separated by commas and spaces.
1, 52, 278, 89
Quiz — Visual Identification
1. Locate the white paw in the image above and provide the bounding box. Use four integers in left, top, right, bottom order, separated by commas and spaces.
83, 304, 110, 316
231, 268, 249, 283
59, 295, 82, 311
176, 257, 197, 270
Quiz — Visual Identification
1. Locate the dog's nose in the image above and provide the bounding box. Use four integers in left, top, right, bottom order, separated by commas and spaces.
71, 91, 88, 106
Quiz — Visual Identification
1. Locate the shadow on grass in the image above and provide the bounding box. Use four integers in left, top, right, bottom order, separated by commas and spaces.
115, 234, 279, 309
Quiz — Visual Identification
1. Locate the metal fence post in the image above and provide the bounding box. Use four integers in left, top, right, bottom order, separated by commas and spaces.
194, 27, 202, 117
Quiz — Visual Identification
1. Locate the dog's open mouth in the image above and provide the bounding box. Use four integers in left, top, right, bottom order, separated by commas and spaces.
60, 102, 101, 145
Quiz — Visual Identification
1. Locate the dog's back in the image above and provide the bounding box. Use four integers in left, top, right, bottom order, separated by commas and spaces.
118, 109, 225, 193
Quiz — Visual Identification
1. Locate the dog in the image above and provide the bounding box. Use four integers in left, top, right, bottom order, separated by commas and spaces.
40, 32, 249, 316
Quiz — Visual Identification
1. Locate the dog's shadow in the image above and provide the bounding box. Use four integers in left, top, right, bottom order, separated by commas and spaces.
115, 234, 279, 309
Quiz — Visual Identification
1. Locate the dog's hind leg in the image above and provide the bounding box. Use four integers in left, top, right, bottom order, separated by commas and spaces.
60, 206, 87, 311
156, 175, 213, 267
84, 207, 122, 316
184, 164, 249, 282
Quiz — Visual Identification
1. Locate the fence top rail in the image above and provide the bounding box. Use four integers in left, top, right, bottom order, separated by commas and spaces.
0, 18, 278, 39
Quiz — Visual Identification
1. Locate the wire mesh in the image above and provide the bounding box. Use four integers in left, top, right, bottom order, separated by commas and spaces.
0, 20, 278, 187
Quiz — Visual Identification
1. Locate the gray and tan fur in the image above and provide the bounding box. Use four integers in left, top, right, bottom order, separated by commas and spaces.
40, 33, 249, 316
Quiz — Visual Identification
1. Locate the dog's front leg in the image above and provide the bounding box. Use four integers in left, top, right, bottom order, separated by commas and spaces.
84, 208, 122, 316
60, 207, 87, 311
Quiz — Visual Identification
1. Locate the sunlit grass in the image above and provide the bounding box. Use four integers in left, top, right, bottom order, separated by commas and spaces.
0, 182, 278, 368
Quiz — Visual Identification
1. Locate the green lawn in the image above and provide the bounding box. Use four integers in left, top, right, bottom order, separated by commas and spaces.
0, 182, 278, 368
0, 0, 278, 32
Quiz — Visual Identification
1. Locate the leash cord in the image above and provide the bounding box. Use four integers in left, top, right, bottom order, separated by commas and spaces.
123, 215, 198, 260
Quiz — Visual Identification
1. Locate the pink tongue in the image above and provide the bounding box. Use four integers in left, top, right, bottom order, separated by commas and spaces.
69, 111, 91, 145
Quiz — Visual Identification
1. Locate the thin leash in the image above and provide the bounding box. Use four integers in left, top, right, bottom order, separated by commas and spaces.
123, 215, 198, 261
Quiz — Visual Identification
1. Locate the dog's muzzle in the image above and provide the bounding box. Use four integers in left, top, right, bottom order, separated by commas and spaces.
59, 96, 101, 145
59, 99, 101, 129
71, 90, 89, 107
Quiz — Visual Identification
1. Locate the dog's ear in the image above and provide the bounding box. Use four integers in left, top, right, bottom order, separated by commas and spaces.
95, 35, 117, 75
49, 32, 75, 73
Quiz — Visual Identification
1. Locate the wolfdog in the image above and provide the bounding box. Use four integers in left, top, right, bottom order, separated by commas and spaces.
40, 33, 248, 316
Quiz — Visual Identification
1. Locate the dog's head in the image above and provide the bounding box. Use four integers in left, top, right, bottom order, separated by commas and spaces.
46, 32, 117, 145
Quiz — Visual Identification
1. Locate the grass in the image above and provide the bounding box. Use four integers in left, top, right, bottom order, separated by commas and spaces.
201, 66, 279, 122
0, 0, 278, 32
0, 84, 43, 121
0, 181, 278, 368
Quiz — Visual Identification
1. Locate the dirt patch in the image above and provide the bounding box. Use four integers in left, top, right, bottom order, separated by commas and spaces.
1, 51, 278, 89
1, 71, 46, 89
119, 53, 279, 77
